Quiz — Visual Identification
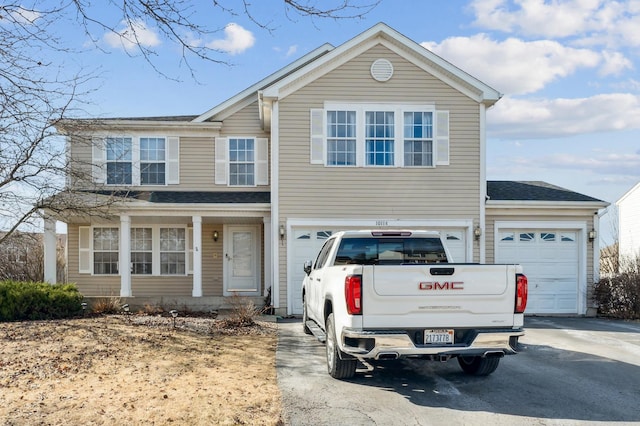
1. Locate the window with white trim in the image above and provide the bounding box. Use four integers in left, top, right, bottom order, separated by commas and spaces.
160, 228, 186, 275
131, 228, 153, 275
93, 228, 119, 274
365, 111, 394, 166
96, 136, 179, 186
229, 138, 255, 186
327, 111, 356, 166
106, 138, 133, 185
140, 137, 166, 185
214, 137, 268, 186
310, 104, 448, 168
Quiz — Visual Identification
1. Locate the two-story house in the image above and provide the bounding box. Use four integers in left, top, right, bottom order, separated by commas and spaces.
46, 23, 608, 316
616, 181, 640, 267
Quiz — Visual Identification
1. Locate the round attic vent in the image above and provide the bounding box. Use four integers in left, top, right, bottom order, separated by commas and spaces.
370, 59, 394, 82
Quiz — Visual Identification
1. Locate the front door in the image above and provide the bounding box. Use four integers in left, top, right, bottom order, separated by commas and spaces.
224, 225, 260, 296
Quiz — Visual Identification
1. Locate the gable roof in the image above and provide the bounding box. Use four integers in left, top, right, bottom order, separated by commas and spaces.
260, 22, 502, 106
487, 181, 608, 205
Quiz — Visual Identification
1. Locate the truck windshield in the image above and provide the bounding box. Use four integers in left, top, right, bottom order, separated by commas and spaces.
333, 237, 448, 265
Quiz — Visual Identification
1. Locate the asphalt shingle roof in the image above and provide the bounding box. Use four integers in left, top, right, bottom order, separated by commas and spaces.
487, 181, 605, 202
92, 191, 270, 204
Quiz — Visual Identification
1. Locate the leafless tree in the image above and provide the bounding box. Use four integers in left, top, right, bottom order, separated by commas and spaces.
0, 231, 66, 282
0, 0, 380, 246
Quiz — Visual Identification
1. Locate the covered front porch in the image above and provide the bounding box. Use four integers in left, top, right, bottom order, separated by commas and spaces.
42, 191, 274, 311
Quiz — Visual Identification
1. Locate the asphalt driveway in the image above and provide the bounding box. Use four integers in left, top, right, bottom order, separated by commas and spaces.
276, 316, 640, 426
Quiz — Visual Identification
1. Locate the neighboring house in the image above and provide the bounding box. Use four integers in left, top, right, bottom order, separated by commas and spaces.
45, 23, 608, 315
616, 181, 640, 266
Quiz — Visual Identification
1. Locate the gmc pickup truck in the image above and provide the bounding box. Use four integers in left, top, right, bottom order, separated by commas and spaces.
301, 230, 528, 379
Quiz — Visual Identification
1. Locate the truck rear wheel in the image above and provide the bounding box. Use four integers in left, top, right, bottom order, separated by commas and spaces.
326, 313, 356, 379
457, 355, 500, 376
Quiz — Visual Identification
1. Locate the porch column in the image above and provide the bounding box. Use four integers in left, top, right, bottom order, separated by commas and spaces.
192, 216, 203, 297
119, 215, 131, 297
263, 215, 272, 300
43, 216, 57, 283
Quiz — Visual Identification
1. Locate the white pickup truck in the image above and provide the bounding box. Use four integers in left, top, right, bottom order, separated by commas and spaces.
301, 230, 528, 379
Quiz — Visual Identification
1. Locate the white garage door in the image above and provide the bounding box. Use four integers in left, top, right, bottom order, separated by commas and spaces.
496, 229, 579, 315
288, 228, 467, 315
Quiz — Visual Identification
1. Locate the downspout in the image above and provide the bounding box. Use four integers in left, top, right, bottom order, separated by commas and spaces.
270, 98, 280, 311
479, 104, 487, 263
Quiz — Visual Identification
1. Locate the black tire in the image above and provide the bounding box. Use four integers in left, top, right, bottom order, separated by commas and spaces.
302, 296, 312, 335
325, 313, 357, 379
457, 355, 500, 376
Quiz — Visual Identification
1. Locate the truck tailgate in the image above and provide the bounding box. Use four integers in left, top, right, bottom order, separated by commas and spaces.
362, 264, 520, 329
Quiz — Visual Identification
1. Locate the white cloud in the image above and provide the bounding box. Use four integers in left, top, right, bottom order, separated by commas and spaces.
286, 45, 298, 57
206, 23, 255, 55
469, 0, 640, 48
599, 50, 633, 76
9, 7, 41, 24
103, 20, 161, 52
422, 34, 600, 95
488, 93, 640, 138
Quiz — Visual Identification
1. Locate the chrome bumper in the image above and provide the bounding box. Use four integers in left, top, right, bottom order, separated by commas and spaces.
341, 328, 524, 359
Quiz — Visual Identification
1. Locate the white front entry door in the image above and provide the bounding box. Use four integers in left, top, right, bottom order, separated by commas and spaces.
224, 225, 260, 296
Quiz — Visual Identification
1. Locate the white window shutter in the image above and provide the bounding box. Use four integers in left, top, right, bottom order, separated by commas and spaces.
435, 110, 450, 166
131, 139, 140, 186
187, 227, 193, 274
167, 136, 180, 184
310, 109, 325, 164
256, 138, 269, 185
79, 226, 91, 274
92, 139, 106, 184
215, 137, 228, 185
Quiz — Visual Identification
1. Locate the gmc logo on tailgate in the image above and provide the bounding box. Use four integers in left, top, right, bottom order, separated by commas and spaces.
419, 281, 464, 290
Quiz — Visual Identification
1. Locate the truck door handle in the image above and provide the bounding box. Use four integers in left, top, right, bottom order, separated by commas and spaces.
430, 267, 454, 276
315, 278, 321, 282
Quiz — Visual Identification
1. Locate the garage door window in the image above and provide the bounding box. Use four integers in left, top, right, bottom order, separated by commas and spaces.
561, 233, 576, 242
519, 232, 535, 242
541, 232, 556, 242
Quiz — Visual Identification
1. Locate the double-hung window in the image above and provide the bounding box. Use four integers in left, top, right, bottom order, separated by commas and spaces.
310, 104, 448, 168
229, 138, 255, 186
140, 137, 166, 185
160, 228, 186, 275
131, 228, 153, 275
106, 138, 133, 185
365, 111, 394, 166
327, 111, 357, 166
404, 111, 433, 167
93, 228, 119, 274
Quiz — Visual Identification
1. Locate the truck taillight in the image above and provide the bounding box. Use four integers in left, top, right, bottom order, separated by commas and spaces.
515, 274, 528, 313
345, 275, 362, 315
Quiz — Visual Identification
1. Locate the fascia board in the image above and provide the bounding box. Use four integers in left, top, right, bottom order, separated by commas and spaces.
616, 181, 640, 205
57, 120, 222, 136
486, 200, 610, 209
262, 22, 502, 105
193, 43, 334, 123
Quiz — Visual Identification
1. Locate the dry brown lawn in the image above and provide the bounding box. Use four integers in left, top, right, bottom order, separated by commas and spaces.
0, 314, 283, 425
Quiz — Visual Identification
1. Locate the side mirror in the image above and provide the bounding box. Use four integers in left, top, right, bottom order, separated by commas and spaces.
303, 260, 313, 275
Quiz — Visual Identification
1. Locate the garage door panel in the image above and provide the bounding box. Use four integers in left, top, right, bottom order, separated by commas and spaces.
496, 228, 579, 315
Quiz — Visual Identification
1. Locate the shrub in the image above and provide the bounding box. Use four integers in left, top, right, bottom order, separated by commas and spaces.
0, 281, 83, 321
91, 296, 123, 314
222, 295, 260, 327
594, 273, 640, 319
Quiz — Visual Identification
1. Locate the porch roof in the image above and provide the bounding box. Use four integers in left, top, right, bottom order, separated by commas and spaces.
93, 190, 271, 204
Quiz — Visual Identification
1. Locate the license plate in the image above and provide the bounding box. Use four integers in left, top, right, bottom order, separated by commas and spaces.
424, 329, 454, 344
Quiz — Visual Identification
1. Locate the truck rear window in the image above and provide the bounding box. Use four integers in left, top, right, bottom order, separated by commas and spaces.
333, 237, 448, 265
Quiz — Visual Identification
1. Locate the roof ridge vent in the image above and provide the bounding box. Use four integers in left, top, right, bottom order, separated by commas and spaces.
370, 58, 393, 82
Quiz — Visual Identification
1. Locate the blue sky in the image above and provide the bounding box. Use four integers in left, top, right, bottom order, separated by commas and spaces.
51, 0, 640, 244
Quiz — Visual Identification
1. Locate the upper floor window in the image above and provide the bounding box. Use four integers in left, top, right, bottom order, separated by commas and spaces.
365, 111, 395, 166
229, 138, 255, 186
214, 137, 268, 186
310, 104, 449, 168
106, 137, 133, 185
327, 111, 356, 166
140, 137, 166, 185
95, 136, 178, 186
404, 112, 433, 167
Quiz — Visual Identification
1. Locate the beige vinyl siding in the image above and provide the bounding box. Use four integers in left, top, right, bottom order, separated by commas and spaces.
486, 209, 596, 307
217, 101, 267, 137
276, 44, 483, 310
278, 44, 481, 220
67, 135, 95, 190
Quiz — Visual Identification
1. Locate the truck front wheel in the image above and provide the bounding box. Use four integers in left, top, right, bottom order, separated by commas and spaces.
325, 313, 357, 379
457, 355, 500, 376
